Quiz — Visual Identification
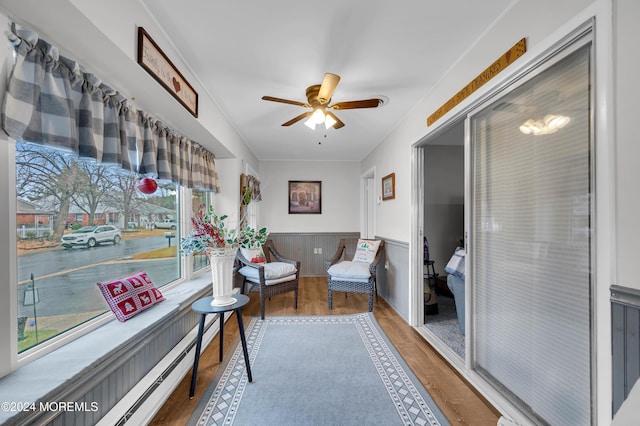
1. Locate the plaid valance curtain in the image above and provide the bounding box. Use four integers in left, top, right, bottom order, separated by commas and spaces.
1, 27, 219, 191
239, 173, 261, 228
240, 173, 262, 202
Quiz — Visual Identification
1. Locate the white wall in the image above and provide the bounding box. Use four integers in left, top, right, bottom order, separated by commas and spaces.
259, 161, 360, 233
424, 145, 464, 275
614, 0, 640, 290
360, 141, 410, 242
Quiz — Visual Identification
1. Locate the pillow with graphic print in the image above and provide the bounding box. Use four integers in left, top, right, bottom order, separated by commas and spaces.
240, 246, 266, 264
352, 239, 381, 263
96, 270, 165, 322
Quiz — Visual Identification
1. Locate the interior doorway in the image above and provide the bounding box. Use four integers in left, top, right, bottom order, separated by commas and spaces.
420, 119, 465, 360
360, 168, 376, 239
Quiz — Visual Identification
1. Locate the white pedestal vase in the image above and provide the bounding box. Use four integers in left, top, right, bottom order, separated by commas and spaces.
206, 247, 238, 306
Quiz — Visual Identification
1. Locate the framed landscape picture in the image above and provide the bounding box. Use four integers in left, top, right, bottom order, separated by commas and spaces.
289, 181, 321, 214
382, 173, 395, 200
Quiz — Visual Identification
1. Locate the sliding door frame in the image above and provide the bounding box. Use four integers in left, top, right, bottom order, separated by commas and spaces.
411, 8, 614, 423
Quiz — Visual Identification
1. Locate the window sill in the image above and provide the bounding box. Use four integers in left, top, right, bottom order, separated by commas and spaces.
0, 273, 213, 424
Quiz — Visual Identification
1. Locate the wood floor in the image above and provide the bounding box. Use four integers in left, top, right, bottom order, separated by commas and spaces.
150, 277, 500, 425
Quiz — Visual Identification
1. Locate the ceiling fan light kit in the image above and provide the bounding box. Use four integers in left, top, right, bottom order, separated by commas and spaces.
262, 72, 384, 130
519, 114, 571, 135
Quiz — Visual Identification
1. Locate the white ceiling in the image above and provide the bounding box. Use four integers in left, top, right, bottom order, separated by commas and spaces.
141, 0, 514, 161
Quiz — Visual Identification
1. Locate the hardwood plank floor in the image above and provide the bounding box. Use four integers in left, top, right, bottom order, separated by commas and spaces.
150, 277, 500, 425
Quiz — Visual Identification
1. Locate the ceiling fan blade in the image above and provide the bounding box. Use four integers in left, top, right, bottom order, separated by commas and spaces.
262, 96, 309, 108
317, 73, 340, 105
326, 111, 345, 129
282, 111, 312, 126
329, 98, 383, 110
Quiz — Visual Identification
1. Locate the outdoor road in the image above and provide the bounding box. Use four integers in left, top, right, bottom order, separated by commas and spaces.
17, 236, 180, 318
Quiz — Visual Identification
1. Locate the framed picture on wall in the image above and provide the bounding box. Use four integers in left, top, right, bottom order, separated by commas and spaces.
382, 173, 395, 200
289, 181, 322, 214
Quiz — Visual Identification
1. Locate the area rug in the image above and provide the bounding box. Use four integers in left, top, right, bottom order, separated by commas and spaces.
424, 296, 465, 359
188, 313, 450, 426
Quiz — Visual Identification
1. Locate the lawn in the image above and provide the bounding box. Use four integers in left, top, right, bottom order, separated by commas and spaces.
18, 329, 58, 352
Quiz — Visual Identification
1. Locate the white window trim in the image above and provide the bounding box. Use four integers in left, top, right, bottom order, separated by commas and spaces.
4, 147, 214, 372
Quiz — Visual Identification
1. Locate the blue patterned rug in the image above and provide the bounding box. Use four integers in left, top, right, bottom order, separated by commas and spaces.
188, 313, 450, 426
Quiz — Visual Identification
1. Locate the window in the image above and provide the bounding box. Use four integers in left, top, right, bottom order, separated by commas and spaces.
16, 142, 182, 353
4, 28, 220, 360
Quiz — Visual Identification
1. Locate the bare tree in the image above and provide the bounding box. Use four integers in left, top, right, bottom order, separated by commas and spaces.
15, 143, 88, 239
71, 162, 112, 225
103, 172, 142, 227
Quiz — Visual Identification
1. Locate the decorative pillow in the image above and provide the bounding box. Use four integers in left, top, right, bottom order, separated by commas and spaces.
238, 262, 296, 280
445, 248, 466, 279
96, 270, 165, 322
240, 247, 266, 264
352, 239, 381, 263
327, 261, 371, 280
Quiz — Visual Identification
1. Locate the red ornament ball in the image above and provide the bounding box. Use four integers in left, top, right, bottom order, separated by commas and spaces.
137, 177, 158, 194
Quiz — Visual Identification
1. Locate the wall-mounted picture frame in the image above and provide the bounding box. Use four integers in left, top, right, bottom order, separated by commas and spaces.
289, 181, 321, 214
137, 27, 199, 117
382, 173, 395, 201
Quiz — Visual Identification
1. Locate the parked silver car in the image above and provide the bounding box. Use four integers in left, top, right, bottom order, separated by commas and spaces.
61, 225, 122, 249
152, 218, 177, 230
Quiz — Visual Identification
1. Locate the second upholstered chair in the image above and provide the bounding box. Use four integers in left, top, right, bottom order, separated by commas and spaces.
237, 239, 300, 319
324, 238, 384, 312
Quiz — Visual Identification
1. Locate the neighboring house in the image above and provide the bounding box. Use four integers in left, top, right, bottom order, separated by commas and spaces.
65, 203, 119, 228
34, 196, 175, 230
132, 202, 176, 229
16, 199, 54, 238
65, 201, 176, 229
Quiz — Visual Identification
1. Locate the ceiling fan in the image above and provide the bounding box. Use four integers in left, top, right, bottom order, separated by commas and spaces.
262, 73, 383, 130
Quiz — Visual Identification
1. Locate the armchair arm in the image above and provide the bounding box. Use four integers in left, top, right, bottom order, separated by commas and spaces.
369, 242, 385, 274
236, 250, 251, 266
324, 243, 346, 272
266, 247, 296, 267
263, 240, 299, 270
236, 250, 268, 284
237, 250, 266, 273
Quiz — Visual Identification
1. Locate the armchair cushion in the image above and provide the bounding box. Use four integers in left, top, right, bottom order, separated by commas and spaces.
327, 260, 371, 282
238, 261, 297, 281
353, 239, 381, 263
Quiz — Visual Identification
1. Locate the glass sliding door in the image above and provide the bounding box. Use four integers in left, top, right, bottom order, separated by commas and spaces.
470, 42, 592, 424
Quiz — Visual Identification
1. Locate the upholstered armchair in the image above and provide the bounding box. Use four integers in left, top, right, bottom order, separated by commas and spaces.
324, 238, 385, 312
237, 239, 300, 319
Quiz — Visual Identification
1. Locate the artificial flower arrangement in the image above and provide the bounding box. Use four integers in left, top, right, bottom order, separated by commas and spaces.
180, 188, 267, 307
180, 190, 268, 256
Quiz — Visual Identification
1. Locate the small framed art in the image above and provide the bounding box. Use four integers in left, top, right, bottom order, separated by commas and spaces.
137, 27, 198, 117
289, 181, 321, 214
382, 173, 395, 201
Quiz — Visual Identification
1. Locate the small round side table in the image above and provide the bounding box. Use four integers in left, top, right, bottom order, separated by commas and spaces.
189, 293, 252, 398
